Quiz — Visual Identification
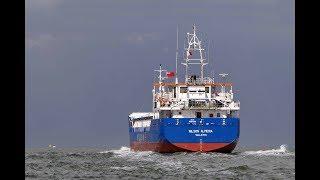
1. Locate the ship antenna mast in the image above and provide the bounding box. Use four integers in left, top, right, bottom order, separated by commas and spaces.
210, 40, 215, 82
182, 24, 208, 83
175, 25, 179, 84
154, 64, 167, 92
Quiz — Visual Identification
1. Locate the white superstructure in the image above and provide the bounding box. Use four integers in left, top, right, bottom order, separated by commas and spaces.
130, 25, 240, 121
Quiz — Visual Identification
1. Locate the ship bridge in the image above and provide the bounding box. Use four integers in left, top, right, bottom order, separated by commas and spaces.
151, 25, 240, 119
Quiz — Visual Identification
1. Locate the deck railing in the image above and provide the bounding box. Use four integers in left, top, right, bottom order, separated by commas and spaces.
153, 82, 232, 87
159, 100, 233, 109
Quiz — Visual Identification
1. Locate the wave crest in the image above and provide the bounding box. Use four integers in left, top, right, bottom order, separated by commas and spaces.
99, 146, 155, 160
242, 144, 294, 156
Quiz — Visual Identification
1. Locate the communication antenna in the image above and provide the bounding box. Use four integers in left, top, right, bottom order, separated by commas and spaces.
182, 24, 208, 83
210, 40, 215, 82
207, 40, 210, 66
175, 25, 179, 84
154, 64, 167, 92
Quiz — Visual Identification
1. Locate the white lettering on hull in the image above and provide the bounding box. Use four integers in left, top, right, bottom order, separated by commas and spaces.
188, 129, 213, 133
188, 129, 213, 137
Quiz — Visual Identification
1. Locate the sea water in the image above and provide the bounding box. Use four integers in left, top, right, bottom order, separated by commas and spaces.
25, 144, 295, 179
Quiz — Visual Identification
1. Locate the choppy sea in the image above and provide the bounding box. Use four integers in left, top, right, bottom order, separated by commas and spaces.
25, 144, 295, 179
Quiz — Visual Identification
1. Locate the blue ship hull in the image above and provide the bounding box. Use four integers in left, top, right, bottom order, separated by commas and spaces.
129, 118, 240, 152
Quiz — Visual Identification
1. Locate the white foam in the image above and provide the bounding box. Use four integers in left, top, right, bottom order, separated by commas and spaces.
158, 160, 183, 170
110, 166, 138, 171
242, 144, 294, 156
100, 146, 155, 161
99, 146, 129, 154
219, 170, 236, 176
111, 146, 132, 156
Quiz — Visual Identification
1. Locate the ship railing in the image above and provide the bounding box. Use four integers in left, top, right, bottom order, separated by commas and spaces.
158, 96, 238, 109
165, 100, 224, 109
153, 82, 232, 87
159, 100, 230, 109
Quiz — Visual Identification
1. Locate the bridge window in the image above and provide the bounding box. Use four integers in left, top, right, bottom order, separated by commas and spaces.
205, 87, 209, 93
209, 113, 213, 117
217, 113, 221, 117
180, 87, 187, 93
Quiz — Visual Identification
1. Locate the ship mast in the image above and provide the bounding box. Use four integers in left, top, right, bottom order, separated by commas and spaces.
175, 26, 179, 84
182, 24, 208, 83
154, 64, 167, 92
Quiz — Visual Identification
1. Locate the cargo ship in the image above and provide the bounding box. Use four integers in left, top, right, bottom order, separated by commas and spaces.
128, 25, 240, 153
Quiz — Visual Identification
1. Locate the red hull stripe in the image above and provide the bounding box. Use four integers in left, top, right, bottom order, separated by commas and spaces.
131, 141, 237, 153
173, 143, 228, 152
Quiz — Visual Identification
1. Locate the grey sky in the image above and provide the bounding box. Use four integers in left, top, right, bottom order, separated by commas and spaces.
26, 0, 294, 148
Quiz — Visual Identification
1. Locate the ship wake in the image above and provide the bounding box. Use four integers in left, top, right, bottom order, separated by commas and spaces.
99, 146, 155, 160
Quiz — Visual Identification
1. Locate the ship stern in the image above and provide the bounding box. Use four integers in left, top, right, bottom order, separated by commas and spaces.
161, 118, 239, 153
